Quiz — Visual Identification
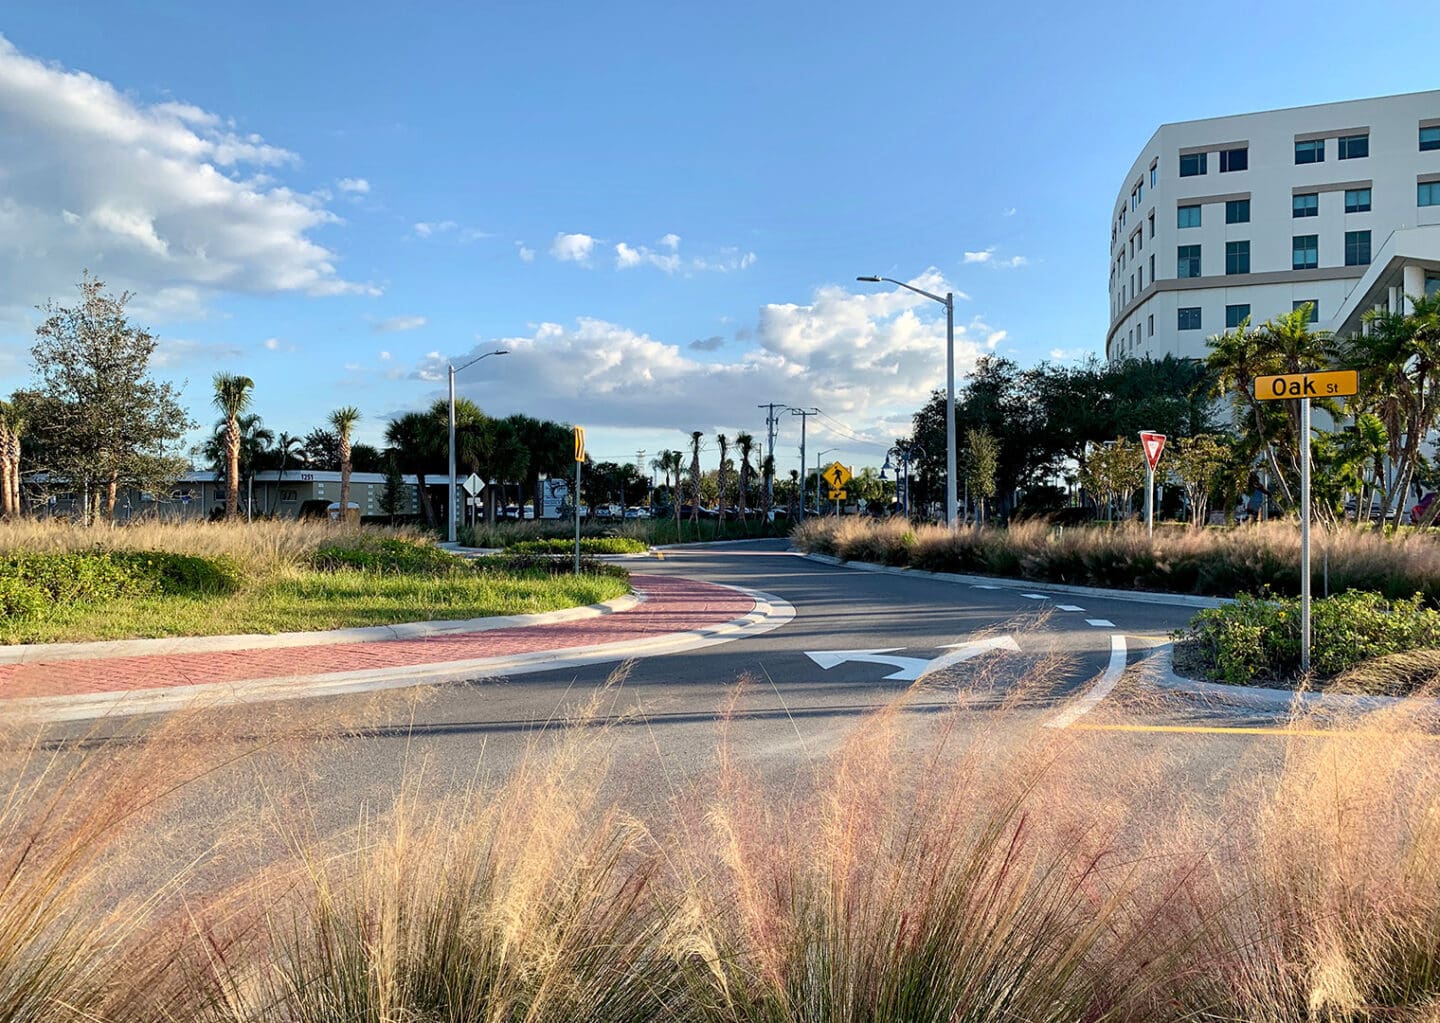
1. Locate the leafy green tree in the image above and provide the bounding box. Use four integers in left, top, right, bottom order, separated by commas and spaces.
1081, 439, 1146, 521
379, 455, 407, 523
328, 407, 361, 522
1338, 292, 1440, 529
964, 428, 999, 523
1168, 433, 1235, 527
29, 273, 194, 523
385, 412, 440, 525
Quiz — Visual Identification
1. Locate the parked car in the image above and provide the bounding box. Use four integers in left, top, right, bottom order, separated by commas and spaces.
1412, 492, 1436, 524
624, 506, 650, 519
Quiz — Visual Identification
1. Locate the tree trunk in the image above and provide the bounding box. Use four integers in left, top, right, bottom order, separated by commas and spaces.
225, 417, 241, 519
339, 438, 352, 524
103, 475, 119, 521
0, 423, 10, 517
416, 472, 434, 526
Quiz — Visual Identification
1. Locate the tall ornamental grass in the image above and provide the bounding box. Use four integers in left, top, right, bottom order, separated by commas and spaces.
5, 659, 1440, 1020
794, 517, 1440, 600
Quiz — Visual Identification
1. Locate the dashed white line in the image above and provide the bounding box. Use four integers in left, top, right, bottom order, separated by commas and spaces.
1055, 604, 1085, 612
1046, 634, 1127, 729
1021, 593, 1049, 600
972, 584, 1001, 590
1086, 618, 1115, 628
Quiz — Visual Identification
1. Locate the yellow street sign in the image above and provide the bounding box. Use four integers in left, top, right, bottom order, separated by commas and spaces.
573, 426, 586, 462
1254, 370, 1358, 401
821, 461, 852, 489
828, 489, 847, 501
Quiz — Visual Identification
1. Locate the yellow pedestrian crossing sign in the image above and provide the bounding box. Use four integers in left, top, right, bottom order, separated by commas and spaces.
821, 461, 852, 490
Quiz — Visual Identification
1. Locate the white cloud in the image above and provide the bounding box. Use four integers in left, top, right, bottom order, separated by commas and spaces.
151, 336, 246, 368
615, 241, 681, 273
374, 315, 427, 333
1001, 255, 1029, 268
412, 220, 457, 238
379, 350, 392, 360
660, 233, 681, 250
1001, 207, 1017, 217
337, 177, 370, 194
516, 242, 535, 263
550, 232, 597, 264
0, 33, 375, 329
963, 248, 995, 264
418, 268, 994, 443
689, 335, 725, 352
963, 247, 1028, 269
262, 337, 280, 350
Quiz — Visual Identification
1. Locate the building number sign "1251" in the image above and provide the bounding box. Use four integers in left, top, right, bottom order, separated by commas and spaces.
1253, 370, 1358, 401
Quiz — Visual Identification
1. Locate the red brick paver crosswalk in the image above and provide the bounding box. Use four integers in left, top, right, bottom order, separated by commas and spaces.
0, 575, 754, 702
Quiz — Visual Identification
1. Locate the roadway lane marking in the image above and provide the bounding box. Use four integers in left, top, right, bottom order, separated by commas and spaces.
1021, 593, 1049, 600
916, 636, 1022, 683
1045, 634, 1127, 729
1086, 619, 1115, 628
1070, 723, 1440, 739
1055, 604, 1085, 612
973, 584, 1001, 589
805, 636, 1022, 683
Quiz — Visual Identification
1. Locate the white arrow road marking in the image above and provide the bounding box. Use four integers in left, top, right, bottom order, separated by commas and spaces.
915, 635, 1022, 682
805, 649, 932, 680
806, 636, 1021, 683
1046, 635, 1127, 729
1055, 604, 1085, 612
1086, 619, 1115, 628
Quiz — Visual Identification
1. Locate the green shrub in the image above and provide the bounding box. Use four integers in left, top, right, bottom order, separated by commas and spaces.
312, 537, 461, 575
480, 553, 630, 580
0, 549, 241, 623
506, 537, 648, 556
1175, 590, 1440, 685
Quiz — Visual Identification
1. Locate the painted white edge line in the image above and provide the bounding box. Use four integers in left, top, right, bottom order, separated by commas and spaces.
2, 584, 797, 724
1046, 634, 1127, 729
0, 592, 647, 665
800, 552, 1231, 609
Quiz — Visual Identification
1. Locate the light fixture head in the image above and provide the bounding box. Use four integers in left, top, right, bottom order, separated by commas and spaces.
856, 275, 882, 283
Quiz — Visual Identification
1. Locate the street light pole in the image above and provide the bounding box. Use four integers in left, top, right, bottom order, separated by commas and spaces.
447, 349, 508, 544
814, 447, 837, 516
858, 275, 957, 529
788, 407, 818, 522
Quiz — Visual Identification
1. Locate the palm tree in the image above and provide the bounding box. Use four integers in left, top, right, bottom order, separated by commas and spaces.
735, 431, 755, 527
715, 433, 730, 530
329, 406, 361, 523
212, 373, 254, 519
688, 432, 704, 526
0, 399, 21, 518
385, 412, 441, 525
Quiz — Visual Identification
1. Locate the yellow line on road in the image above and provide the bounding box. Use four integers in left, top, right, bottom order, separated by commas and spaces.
1070, 722, 1439, 739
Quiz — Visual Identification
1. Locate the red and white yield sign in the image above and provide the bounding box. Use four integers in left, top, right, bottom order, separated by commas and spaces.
1139, 431, 1167, 470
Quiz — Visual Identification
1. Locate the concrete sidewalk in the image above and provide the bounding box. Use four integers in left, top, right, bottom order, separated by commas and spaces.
0, 574, 793, 721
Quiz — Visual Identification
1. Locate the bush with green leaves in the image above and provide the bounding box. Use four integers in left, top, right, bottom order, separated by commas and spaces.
480, 553, 630, 580
506, 537, 648, 556
1175, 590, 1440, 685
0, 549, 241, 622
311, 536, 461, 575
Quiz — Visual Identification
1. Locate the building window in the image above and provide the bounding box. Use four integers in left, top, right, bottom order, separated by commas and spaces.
1293, 234, 1319, 270
1148, 210, 1155, 237
1422, 126, 1440, 152
1219, 147, 1248, 172
1150, 162, 1158, 187
1177, 244, 1202, 278
1293, 193, 1319, 218
1149, 253, 1155, 281
1338, 134, 1369, 159
1148, 314, 1154, 337
1178, 307, 1202, 330
1177, 205, 1202, 228
1226, 304, 1251, 329
1345, 229, 1371, 266
1295, 139, 1325, 164
1225, 198, 1251, 224
1179, 152, 1207, 177
1420, 181, 1440, 207
1344, 187, 1372, 213
1138, 265, 1144, 288
278, 489, 298, 503
1225, 240, 1250, 275
1294, 300, 1319, 323
1427, 275, 1440, 298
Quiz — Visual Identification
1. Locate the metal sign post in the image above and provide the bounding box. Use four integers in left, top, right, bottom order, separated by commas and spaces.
1139, 432, 1166, 537
1254, 370, 1358, 674
573, 426, 586, 574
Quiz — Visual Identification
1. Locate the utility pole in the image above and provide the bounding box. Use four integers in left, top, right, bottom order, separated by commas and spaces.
635, 449, 646, 514
758, 403, 785, 517
788, 407, 818, 522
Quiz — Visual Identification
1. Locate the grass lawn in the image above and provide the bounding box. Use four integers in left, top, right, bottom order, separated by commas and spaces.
0, 519, 629, 644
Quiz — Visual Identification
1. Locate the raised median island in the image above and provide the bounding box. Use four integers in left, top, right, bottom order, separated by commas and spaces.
0, 520, 630, 645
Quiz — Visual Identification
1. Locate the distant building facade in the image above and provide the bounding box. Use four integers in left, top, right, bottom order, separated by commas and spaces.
1109, 90, 1440, 364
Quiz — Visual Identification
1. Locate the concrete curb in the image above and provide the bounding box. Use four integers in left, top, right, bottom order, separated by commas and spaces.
1141, 642, 1439, 711
3, 583, 796, 724
799, 552, 1232, 609
0, 592, 645, 665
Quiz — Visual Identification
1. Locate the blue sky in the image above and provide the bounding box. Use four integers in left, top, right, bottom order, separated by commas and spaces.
1, 1, 1437, 475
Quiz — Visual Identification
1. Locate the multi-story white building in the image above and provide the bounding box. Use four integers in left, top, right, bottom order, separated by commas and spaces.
1109, 90, 1440, 364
